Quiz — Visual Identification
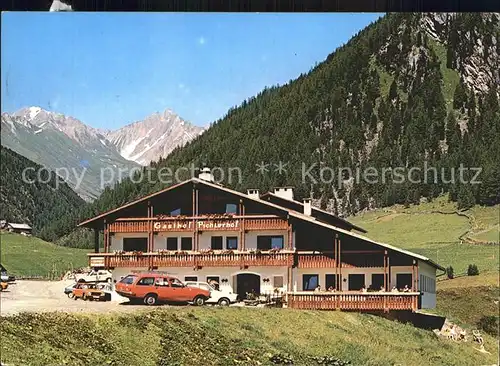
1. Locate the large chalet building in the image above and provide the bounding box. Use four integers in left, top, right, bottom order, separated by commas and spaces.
80, 168, 444, 312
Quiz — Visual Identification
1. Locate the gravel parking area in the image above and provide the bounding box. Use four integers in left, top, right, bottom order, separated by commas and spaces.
0, 280, 151, 316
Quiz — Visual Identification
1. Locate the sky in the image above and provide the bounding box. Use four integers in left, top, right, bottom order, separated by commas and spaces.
1, 12, 383, 130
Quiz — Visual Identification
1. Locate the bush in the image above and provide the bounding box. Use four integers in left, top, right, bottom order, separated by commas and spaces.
467, 264, 479, 276
446, 266, 454, 279
477, 315, 499, 336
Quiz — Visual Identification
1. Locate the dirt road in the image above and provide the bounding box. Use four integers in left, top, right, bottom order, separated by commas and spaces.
0, 280, 150, 316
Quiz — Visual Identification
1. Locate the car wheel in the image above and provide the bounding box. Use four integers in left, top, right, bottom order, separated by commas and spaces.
67, 292, 74, 299
144, 293, 157, 306
218, 298, 230, 306
107, 277, 112, 283
193, 296, 206, 306
82, 294, 88, 301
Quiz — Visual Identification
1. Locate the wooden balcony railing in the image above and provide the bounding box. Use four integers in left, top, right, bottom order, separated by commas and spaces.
296, 252, 358, 268
297, 252, 337, 268
108, 215, 288, 233
286, 292, 419, 312
88, 251, 294, 268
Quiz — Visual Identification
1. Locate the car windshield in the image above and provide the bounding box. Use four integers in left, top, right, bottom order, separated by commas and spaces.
120, 275, 137, 284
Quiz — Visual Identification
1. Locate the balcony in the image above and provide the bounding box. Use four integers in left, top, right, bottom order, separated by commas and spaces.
108, 215, 289, 233
88, 250, 295, 269
286, 292, 419, 312
296, 252, 359, 269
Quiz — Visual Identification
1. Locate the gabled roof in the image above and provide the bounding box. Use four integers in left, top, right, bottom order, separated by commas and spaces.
78, 177, 444, 270
78, 179, 195, 227
260, 191, 367, 233
8, 223, 32, 230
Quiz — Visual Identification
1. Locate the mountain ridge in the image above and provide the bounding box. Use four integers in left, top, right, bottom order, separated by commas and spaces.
78, 12, 499, 218
1, 106, 204, 199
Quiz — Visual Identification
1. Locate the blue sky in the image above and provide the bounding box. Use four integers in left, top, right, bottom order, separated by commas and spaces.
1, 13, 383, 130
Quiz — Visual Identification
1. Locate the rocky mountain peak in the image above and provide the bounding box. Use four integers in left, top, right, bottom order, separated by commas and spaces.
105, 108, 205, 165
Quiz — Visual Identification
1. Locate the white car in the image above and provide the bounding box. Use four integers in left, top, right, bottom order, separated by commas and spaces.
184, 281, 238, 306
76, 269, 112, 283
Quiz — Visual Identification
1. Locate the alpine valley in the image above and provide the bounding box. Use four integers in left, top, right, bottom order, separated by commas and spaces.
3, 13, 500, 248
1, 107, 204, 201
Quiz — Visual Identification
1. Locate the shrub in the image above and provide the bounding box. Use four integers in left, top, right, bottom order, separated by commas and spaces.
446, 266, 454, 279
467, 264, 479, 276
477, 315, 499, 336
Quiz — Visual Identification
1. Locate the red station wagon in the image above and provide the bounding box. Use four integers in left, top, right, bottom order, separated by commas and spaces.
115, 272, 211, 306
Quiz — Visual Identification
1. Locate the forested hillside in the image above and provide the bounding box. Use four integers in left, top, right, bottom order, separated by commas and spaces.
0, 145, 84, 240
54, 13, 500, 247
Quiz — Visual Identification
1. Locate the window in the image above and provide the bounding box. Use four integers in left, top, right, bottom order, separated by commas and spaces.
137, 277, 155, 286
396, 273, 412, 290
325, 274, 336, 290
420, 275, 435, 293
123, 237, 148, 252
181, 237, 192, 250
257, 235, 284, 250
226, 236, 238, 250
155, 277, 169, 286
302, 274, 318, 291
211, 236, 223, 250
273, 276, 284, 288
184, 276, 198, 282
166, 237, 178, 251
371, 274, 385, 290
271, 236, 284, 249
168, 278, 184, 288
170, 208, 181, 216
119, 275, 137, 284
206, 276, 220, 290
225, 203, 238, 214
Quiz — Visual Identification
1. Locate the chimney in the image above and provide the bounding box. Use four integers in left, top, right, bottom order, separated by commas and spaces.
273, 187, 294, 201
303, 198, 312, 216
247, 189, 260, 199
198, 167, 214, 182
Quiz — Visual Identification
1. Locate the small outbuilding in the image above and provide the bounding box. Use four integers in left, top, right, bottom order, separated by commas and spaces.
6, 223, 32, 235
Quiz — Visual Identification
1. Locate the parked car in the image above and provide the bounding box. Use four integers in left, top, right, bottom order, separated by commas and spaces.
64, 283, 79, 298
72, 282, 112, 301
184, 281, 238, 306
0, 265, 16, 283
115, 273, 211, 306
76, 269, 112, 283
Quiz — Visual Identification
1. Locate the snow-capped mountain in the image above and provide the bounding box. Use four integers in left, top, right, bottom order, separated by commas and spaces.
1, 107, 204, 200
1, 107, 138, 201
105, 109, 205, 165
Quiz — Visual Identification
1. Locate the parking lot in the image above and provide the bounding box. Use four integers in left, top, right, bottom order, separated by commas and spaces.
0, 280, 152, 316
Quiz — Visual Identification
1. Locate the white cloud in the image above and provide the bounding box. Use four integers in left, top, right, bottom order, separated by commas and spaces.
198, 37, 206, 45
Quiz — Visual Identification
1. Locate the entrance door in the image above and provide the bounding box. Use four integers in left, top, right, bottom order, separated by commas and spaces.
236, 273, 261, 300
348, 274, 365, 291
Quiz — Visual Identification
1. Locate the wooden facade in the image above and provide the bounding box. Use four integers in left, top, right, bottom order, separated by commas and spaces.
81, 177, 442, 312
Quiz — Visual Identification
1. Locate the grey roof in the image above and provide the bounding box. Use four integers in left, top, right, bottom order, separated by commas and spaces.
8, 223, 32, 230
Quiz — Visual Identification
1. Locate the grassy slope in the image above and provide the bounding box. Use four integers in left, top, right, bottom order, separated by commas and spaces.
0, 232, 88, 278
434, 274, 499, 328
1, 307, 499, 366
348, 196, 499, 274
